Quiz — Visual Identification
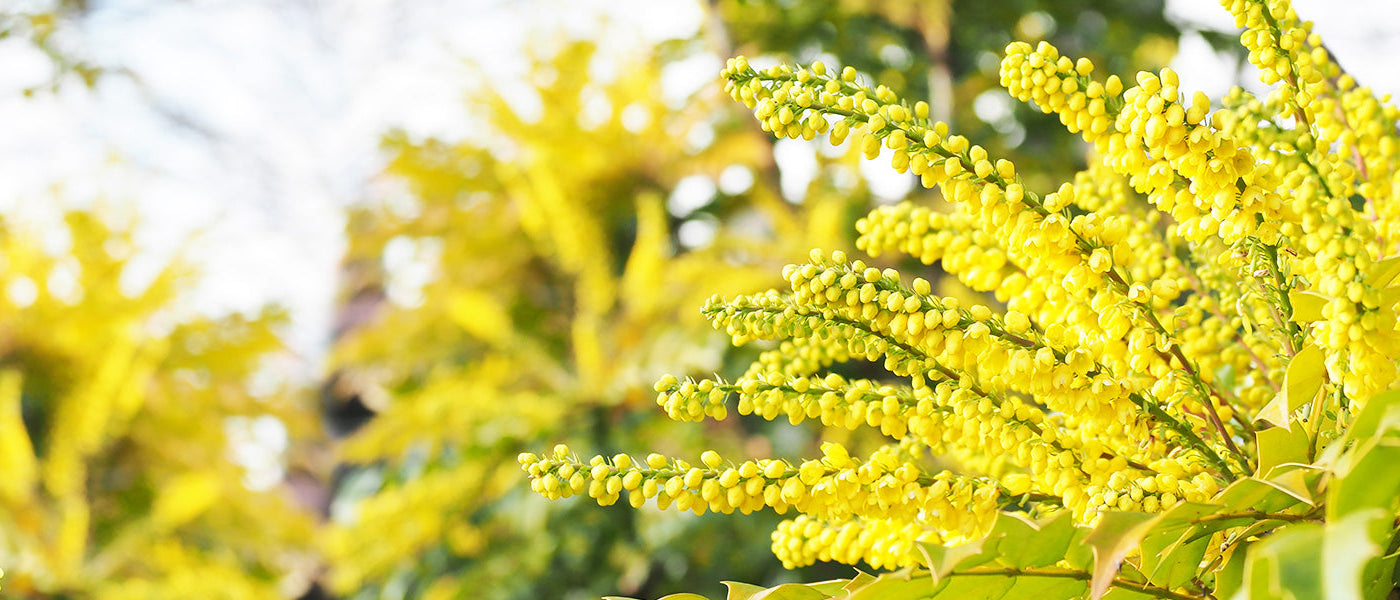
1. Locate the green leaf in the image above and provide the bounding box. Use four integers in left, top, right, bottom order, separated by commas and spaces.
724, 581, 766, 600
1063, 526, 1095, 571
929, 574, 1014, 599
917, 535, 998, 582
1134, 502, 1214, 587
1255, 425, 1316, 502
1140, 529, 1209, 589
1255, 424, 1310, 476
1322, 508, 1393, 600
843, 570, 936, 600
748, 583, 837, 600
1214, 477, 1307, 516
1331, 388, 1400, 453
844, 571, 877, 591
801, 581, 851, 597
1328, 436, 1400, 520
996, 576, 1087, 600
995, 512, 1078, 569
1243, 522, 1324, 600
1287, 290, 1329, 323
1082, 511, 1156, 600
1213, 542, 1247, 599
1255, 345, 1324, 429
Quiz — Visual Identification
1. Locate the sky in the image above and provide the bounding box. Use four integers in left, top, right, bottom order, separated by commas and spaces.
0, 0, 701, 370
0, 0, 1396, 380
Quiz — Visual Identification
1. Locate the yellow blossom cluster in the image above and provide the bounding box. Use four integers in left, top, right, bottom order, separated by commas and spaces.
520, 441, 1003, 568
525, 0, 1400, 578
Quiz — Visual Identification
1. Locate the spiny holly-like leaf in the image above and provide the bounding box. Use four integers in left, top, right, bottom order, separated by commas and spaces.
929, 574, 1014, 599
1322, 508, 1393, 600
1242, 522, 1324, 600
917, 537, 999, 582
608, 595, 710, 600
1326, 388, 1400, 520
842, 572, 877, 593
994, 512, 1078, 570
1255, 424, 1311, 476
1140, 533, 1208, 590
1326, 388, 1400, 461
995, 576, 1087, 600
1215, 477, 1308, 515
1082, 511, 1156, 600
1138, 504, 1218, 590
803, 581, 851, 596
1255, 344, 1324, 429
722, 580, 849, 600
749, 583, 837, 600
1255, 424, 1315, 502
1213, 542, 1248, 599
842, 569, 934, 600
1327, 435, 1400, 521
1287, 290, 1328, 323
724, 581, 767, 600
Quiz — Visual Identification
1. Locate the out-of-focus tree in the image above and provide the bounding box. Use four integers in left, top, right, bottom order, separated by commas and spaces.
321, 38, 858, 600
0, 211, 319, 598
0, 0, 103, 94
322, 2, 1193, 599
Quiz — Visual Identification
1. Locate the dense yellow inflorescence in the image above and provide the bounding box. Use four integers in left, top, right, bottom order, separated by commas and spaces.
524, 0, 1399, 577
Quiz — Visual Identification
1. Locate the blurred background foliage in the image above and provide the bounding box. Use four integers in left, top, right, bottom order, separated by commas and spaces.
0, 211, 319, 597
0, 0, 1206, 598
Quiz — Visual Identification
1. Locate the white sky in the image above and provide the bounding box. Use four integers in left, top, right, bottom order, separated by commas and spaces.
0, 0, 1395, 379
0, 0, 701, 372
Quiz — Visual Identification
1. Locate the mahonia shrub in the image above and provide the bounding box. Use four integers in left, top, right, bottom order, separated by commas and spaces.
524, 0, 1400, 598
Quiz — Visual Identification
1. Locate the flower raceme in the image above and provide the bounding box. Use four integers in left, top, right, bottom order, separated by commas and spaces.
524, 0, 1400, 596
